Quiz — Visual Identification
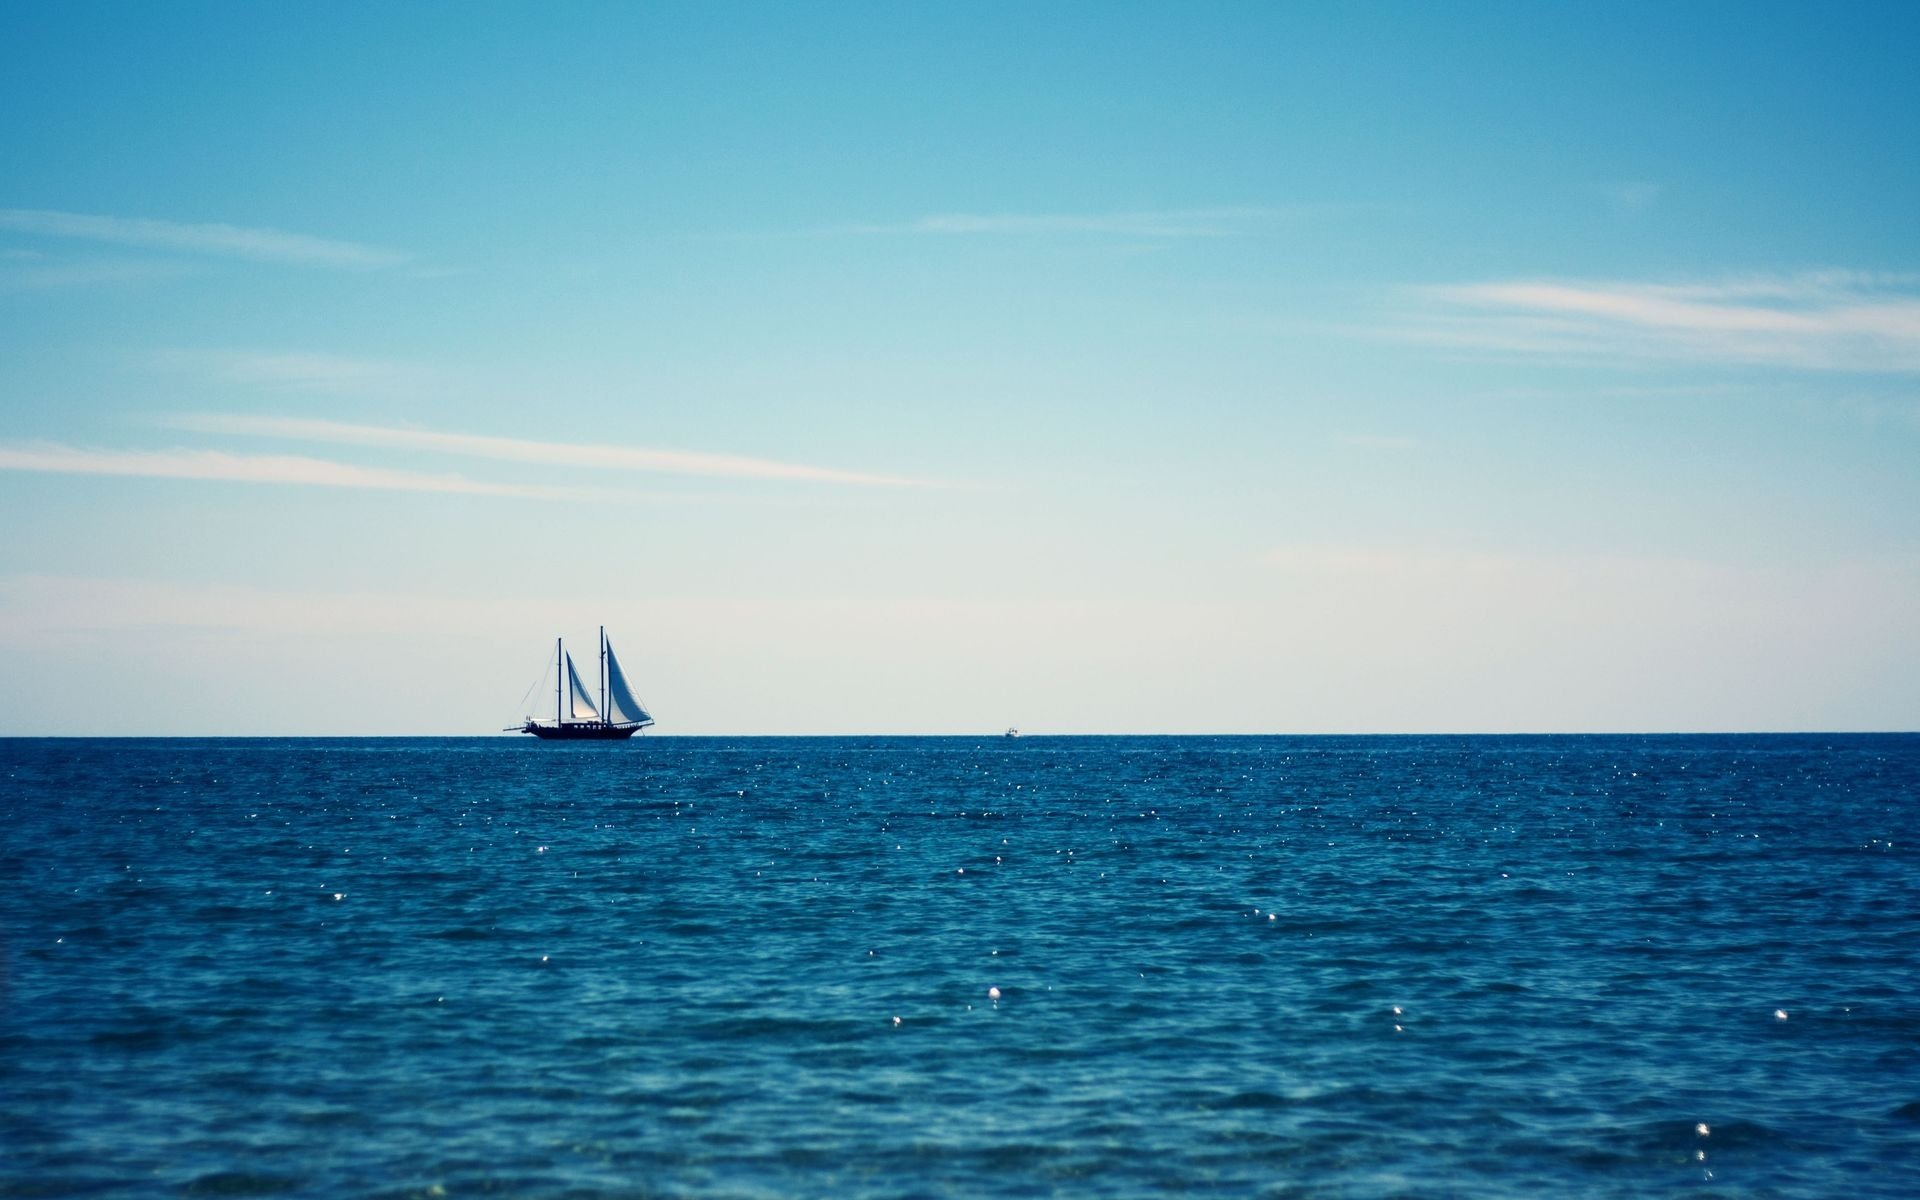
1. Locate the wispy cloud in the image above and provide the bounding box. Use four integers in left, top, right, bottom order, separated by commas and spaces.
171, 413, 934, 487
0, 443, 581, 499
0, 574, 545, 639
1605, 181, 1662, 213
0, 257, 201, 289
0, 208, 407, 270
1397, 271, 1920, 371
153, 349, 436, 394
1335, 433, 1417, 452
838, 206, 1314, 238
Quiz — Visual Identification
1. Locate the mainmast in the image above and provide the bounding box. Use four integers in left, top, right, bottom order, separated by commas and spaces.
599, 625, 608, 727
555, 636, 563, 726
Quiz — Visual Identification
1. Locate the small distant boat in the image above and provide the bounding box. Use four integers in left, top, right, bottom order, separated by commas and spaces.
510, 626, 654, 740
1005, 727, 1020, 739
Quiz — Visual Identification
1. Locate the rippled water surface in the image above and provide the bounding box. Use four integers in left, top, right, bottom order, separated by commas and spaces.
3, 735, 1918, 1197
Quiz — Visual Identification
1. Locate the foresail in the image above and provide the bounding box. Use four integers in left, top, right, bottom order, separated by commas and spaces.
603, 638, 653, 726
565, 653, 601, 721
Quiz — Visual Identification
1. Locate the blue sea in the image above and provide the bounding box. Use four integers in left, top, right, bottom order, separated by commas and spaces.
3, 735, 1917, 1198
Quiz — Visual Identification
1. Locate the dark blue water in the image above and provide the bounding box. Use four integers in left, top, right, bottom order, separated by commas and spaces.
3, 736, 1917, 1197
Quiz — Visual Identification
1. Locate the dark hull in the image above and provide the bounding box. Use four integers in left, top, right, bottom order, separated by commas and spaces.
521, 722, 643, 740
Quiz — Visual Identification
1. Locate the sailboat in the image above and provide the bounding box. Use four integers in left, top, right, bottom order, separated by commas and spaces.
512, 626, 655, 740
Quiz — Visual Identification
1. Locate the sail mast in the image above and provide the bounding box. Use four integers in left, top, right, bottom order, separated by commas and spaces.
600, 625, 608, 727
555, 637, 563, 726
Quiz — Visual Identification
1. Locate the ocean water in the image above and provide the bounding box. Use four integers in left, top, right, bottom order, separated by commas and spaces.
2, 735, 1917, 1198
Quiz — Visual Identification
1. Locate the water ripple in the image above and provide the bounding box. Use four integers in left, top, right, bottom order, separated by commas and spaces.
3, 734, 1918, 1197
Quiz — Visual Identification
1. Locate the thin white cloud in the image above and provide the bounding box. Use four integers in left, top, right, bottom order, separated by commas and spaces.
1335, 433, 1417, 452
1606, 181, 1662, 212
153, 349, 436, 394
0, 208, 407, 270
171, 413, 934, 487
0, 442, 582, 499
839, 206, 1313, 238
0, 258, 201, 289
0, 574, 545, 639
1400, 271, 1920, 371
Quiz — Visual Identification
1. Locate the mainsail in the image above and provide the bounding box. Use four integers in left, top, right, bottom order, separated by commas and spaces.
603, 636, 653, 726
565, 652, 600, 721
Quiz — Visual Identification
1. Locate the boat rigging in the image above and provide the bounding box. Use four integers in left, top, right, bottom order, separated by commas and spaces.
510, 626, 654, 740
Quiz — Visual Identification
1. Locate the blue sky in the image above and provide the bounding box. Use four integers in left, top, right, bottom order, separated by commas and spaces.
2, 1, 1916, 733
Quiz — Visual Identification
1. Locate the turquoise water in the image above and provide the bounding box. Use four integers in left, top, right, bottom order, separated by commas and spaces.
3, 735, 1917, 1197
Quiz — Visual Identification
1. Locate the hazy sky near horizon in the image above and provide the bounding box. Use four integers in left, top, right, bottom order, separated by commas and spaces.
2, 1, 1917, 734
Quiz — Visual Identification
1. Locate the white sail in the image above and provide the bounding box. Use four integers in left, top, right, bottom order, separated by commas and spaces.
565, 652, 601, 721
603, 637, 653, 726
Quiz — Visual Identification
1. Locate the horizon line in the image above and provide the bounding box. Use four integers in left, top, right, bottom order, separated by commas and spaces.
4, 729, 1914, 739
